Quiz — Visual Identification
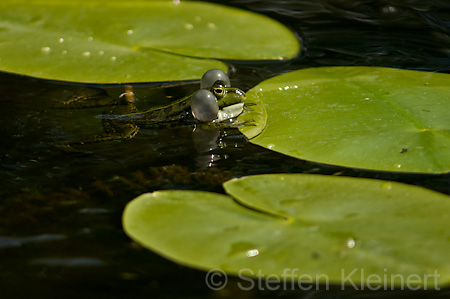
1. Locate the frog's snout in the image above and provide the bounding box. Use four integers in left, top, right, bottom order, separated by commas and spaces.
230, 88, 246, 104
236, 88, 246, 101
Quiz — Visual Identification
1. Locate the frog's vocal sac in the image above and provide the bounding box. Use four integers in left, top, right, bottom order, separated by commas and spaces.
57, 69, 247, 150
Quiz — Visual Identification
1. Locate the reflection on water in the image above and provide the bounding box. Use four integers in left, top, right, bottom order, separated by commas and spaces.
0, 234, 66, 249
1, 0, 450, 298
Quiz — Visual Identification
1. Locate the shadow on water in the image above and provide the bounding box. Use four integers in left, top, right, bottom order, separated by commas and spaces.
1, 0, 450, 298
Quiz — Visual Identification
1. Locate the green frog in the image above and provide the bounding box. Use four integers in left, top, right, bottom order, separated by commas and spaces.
58, 69, 247, 150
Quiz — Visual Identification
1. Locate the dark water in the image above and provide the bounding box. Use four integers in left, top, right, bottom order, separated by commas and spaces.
1, 0, 450, 298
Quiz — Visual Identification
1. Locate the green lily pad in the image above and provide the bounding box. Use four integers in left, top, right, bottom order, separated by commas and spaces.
241, 67, 450, 174
0, 0, 299, 83
123, 174, 450, 286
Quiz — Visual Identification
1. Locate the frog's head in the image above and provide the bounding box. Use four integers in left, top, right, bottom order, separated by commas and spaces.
201, 69, 246, 108
190, 69, 246, 122
214, 86, 246, 108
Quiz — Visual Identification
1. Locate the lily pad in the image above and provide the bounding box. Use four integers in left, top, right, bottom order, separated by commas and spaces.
241, 67, 450, 174
123, 174, 450, 286
0, 0, 299, 83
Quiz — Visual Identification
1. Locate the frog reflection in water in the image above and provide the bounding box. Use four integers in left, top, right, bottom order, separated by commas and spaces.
59, 69, 248, 150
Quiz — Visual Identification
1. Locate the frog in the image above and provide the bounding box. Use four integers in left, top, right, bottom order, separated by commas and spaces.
57, 69, 248, 150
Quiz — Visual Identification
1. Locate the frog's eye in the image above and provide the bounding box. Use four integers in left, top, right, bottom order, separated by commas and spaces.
190, 89, 219, 122
212, 84, 226, 99
200, 69, 230, 89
